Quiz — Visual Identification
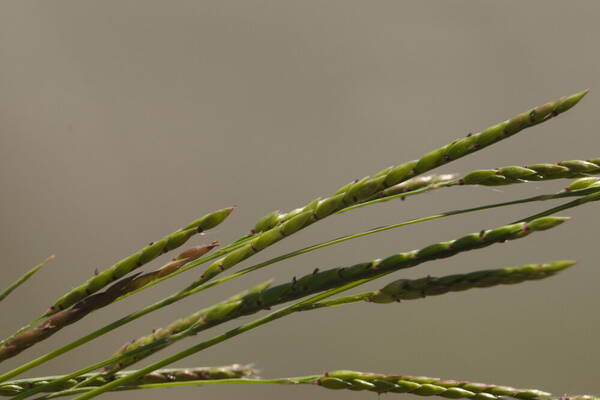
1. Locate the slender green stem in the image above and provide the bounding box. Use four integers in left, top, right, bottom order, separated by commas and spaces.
0, 257, 56, 350
0, 256, 54, 303
515, 190, 600, 223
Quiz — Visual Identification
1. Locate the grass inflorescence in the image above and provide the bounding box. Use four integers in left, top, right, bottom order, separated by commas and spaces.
0, 90, 597, 400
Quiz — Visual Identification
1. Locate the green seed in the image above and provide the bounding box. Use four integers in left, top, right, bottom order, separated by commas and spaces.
497, 166, 537, 179
413, 383, 447, 396
253, 211, 281, 233
384, 160, 419, 187
462, 170, 499, 185
47, 208, 232, 314
567, 177, 600, 191
350, 379, 376, 390
558, 160, 599, 173
279, 211, 313, 236
314, 194, 345, 219
372, 379, 400, 393
415, 146, 449, 174
527, 216, 569, 231
183, 207, 235, 231
319, 377, 353, 390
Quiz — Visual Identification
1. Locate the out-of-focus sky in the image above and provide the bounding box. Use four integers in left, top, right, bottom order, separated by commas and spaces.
0, 2, 598, 399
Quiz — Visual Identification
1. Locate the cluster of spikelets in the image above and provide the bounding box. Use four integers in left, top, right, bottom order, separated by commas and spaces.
0, 90, 598, 400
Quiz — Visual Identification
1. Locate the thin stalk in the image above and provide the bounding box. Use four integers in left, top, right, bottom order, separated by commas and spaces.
0, 256, 54, 303
0, 257, 56, 350
515, 189, 600, 223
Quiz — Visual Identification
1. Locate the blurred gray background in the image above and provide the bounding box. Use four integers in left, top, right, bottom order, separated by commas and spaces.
0, 1, 598, 399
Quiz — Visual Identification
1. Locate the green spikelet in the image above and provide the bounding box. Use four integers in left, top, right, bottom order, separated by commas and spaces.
567, 177, 600, 191
0, 256, 55, 303
368, 260, 575, 303
182, 207, 235, 231
379, 174, 458, 198
47, 208, 233, 315
459, 159, 600, 186
318, 370, 554, 399
252, 211, 282, 234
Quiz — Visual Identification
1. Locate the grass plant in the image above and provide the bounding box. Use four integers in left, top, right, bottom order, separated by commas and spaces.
0, 90, 597, 400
